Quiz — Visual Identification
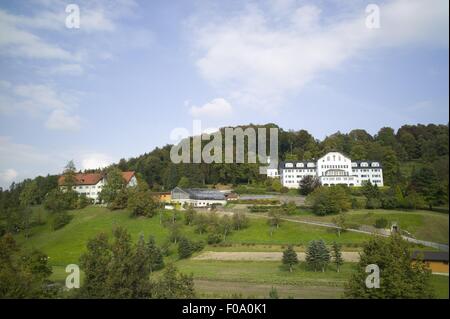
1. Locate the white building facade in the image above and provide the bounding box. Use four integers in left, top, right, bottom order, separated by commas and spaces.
171, 187, 227, 208
58, 171, 137, 203
274, 151, 383, 188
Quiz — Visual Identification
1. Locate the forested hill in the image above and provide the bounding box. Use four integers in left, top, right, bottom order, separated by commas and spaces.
1, 123, 448, 199
113, 123, 449, 191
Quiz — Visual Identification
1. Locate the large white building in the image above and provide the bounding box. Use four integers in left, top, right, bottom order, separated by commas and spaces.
268, 151, 383, 188
58, 171, 137, 202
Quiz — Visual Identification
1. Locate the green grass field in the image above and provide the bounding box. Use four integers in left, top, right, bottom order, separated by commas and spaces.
15, 205, 449, 299
49, 260, 449, 299
18, 206, 371, 266
171, 260, 449, 299
285, 209, 449, 244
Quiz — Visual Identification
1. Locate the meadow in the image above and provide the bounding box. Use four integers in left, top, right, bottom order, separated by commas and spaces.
15, 205, 449, 299
282, 208, 449, 244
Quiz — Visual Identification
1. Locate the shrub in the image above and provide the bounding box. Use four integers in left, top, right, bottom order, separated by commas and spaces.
207, 233, 222, 244
51, 211, 73, 230
351, 197, 366, 209
306, 186, 351, 216
178, 237, 204, 259
127, 189, 158, 217
374, 218, 389, 229
77, 194, 92, 209
366, 197, 382, 209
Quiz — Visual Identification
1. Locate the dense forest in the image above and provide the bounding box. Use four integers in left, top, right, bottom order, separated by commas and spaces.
0, 123, 448, 212
116, 123, 449, 190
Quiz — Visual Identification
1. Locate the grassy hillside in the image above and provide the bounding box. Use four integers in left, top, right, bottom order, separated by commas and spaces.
15, 205, 448, 299
286, 209, 449, 244
17, 205, 369, 266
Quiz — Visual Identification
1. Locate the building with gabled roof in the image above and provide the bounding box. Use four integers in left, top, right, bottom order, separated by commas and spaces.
171, 187, 227, 208
269, 151, 383, 189
58, 171, 137, 203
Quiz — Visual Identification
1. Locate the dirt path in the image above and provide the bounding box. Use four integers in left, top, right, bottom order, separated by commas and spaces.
193, 251, 360, 262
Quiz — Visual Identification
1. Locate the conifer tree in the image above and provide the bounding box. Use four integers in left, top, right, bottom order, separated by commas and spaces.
331, 241, 344, 272
282, 245, 299, 272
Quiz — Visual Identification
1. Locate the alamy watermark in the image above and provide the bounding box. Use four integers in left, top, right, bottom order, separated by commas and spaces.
65, 264, 80, 289
365, 4, 381, 29
365, 264, 380, 289
169, 120, 279, 175
65, 4, 80, 29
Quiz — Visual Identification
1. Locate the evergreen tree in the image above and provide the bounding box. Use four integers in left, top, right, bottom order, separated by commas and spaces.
151, 264, 195, 299
331, 241, 344, 272
299, 175, 321, 195
344, 234, 434, 298
178, 237, 193, 259
147, 236, 164, 273
0, 234, 55, 298
282, 245, 299, 272
306, 240, 330, 272
316, 240, 331, 272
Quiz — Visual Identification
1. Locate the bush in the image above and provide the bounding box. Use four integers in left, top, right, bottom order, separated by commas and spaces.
51, 211, 73, 230
306, 186, 352, 216
366, 197, 382, 209
127, 189, 158, 217
178, 237, 204, 259
374, 218, 389, 229
207, 233, 222, 244
351, 197, 366, 209
77, 194, 92, 209
109, 189, 129, 210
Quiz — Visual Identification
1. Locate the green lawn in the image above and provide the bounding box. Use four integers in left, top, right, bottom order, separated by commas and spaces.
174, 259, 352, 286
226, 217, 369, 245
284, 209, 449, 244
168, 260, 449, 299
16, 205, 448, 299
17, 205, 370, 266
430, 275, 450, 299
18, 206, 202, 266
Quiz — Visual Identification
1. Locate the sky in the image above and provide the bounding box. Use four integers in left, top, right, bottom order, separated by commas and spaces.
0, 0, 448, 188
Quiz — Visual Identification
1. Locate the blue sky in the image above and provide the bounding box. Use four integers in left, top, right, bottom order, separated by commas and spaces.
0, 0, 448, 188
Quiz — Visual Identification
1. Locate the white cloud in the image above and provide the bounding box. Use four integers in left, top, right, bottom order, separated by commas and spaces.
0, 168, 18, 186
0, 9, 77, 61
0, 136, 61, 188
80, 153, 114, 170
189, 0, 449, 111
0, 136, 118, 188
189, 98, 233, 118
45, 109, 81, 131
47, 63, 84, 76
0, 136, 53, 165
0, 82, 82, 131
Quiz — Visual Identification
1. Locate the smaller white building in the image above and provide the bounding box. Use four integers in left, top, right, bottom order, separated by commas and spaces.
171, 187, 227, 208
58, 171, 137, 202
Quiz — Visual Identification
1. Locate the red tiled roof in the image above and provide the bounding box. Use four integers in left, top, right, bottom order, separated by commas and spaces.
122, 171, 135, 183
58, 173, 104, 186
58, 171, 135, 186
